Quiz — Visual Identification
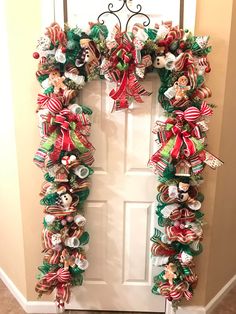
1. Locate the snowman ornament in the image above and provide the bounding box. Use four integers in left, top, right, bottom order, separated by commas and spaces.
57, 186, 73, 210
177, 181, 190, 202
180, 251, 193, 265
153, 52, 176, 70
51, 233, 62, 247
168, 181, 190, 202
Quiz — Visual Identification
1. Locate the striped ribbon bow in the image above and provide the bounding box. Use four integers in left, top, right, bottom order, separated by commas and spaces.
45, 268, 71, 284
175, 51, 197, 89
103, 32, 151, 111
35, 268, 71, 294
54, 114, 77, 152
36, 268, 71, 311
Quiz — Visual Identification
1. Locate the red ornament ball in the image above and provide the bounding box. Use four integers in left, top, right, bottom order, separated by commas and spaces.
33, 52, 40, 59
66, 215, 74, 223
61, 47, 67, 53
179, 41, 185, 49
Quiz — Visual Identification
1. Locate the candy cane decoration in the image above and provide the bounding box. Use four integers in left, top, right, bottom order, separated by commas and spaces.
149, 25, 223, 311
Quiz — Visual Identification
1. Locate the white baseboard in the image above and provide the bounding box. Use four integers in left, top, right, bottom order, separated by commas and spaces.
0, 267, 236, 314
166, 302, 205, 314
166, 273, 236, 314
0, 268, 56, 313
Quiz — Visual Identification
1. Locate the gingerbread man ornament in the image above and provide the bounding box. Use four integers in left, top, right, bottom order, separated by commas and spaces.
49, 70, 67, 93
174, 75, 190, 100
163, 263, 177, 285
60, 249, 76, 269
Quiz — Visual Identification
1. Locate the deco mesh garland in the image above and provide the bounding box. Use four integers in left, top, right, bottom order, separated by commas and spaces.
33, 21, 223, 312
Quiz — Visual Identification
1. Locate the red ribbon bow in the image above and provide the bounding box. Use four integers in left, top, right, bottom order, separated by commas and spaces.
54, 114, 76, 151
170, 122, 196, 159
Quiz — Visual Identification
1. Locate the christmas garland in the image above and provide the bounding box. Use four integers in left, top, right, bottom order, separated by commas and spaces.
33, 21, 222, 312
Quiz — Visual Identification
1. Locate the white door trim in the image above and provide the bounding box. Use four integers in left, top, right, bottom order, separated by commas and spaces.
183, 0, 197, 33
41, 0, 66, 28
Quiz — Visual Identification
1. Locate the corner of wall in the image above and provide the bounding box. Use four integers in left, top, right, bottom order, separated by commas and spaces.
194, 0, 235, 306
205, 0, 236, 303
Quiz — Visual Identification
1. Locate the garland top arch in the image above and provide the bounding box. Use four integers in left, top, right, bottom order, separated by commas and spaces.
33, 17, 214, 112
33, 2, 223, 312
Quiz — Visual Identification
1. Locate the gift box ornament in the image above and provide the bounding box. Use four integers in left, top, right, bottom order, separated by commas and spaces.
61, 155, 77, 167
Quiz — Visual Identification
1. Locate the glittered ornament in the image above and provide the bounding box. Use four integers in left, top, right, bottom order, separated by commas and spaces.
33, 52, 40, 59
47, 97, 63, 114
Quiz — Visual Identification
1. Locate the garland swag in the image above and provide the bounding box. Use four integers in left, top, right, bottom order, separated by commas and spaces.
33, 21, 223, 312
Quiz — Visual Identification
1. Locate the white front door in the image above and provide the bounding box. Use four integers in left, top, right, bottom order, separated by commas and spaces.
67, 77, 165, 312
42, 0, 192, 311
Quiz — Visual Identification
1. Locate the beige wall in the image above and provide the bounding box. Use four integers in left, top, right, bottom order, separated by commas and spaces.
0, 0, 236, 307
194, 0, 236, 306
0, 0, 27, 297
1, 0, 48, 300
193, 0, 236, 305
199, 0, 236, 304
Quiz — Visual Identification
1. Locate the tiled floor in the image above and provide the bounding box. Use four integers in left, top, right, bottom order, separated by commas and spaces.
212, 284, 236, 314
0, 280, 25, 314
1, 279, 236, 314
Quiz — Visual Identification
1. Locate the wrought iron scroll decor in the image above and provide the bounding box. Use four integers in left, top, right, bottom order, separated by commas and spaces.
97, 0, 150, 32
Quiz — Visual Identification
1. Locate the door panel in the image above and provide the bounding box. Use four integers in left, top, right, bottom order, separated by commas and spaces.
123, 201, 151, 283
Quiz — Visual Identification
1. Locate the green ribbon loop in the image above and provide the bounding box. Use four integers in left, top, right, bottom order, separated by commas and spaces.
42, 131, 58, 151
70, 131, 88, 153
